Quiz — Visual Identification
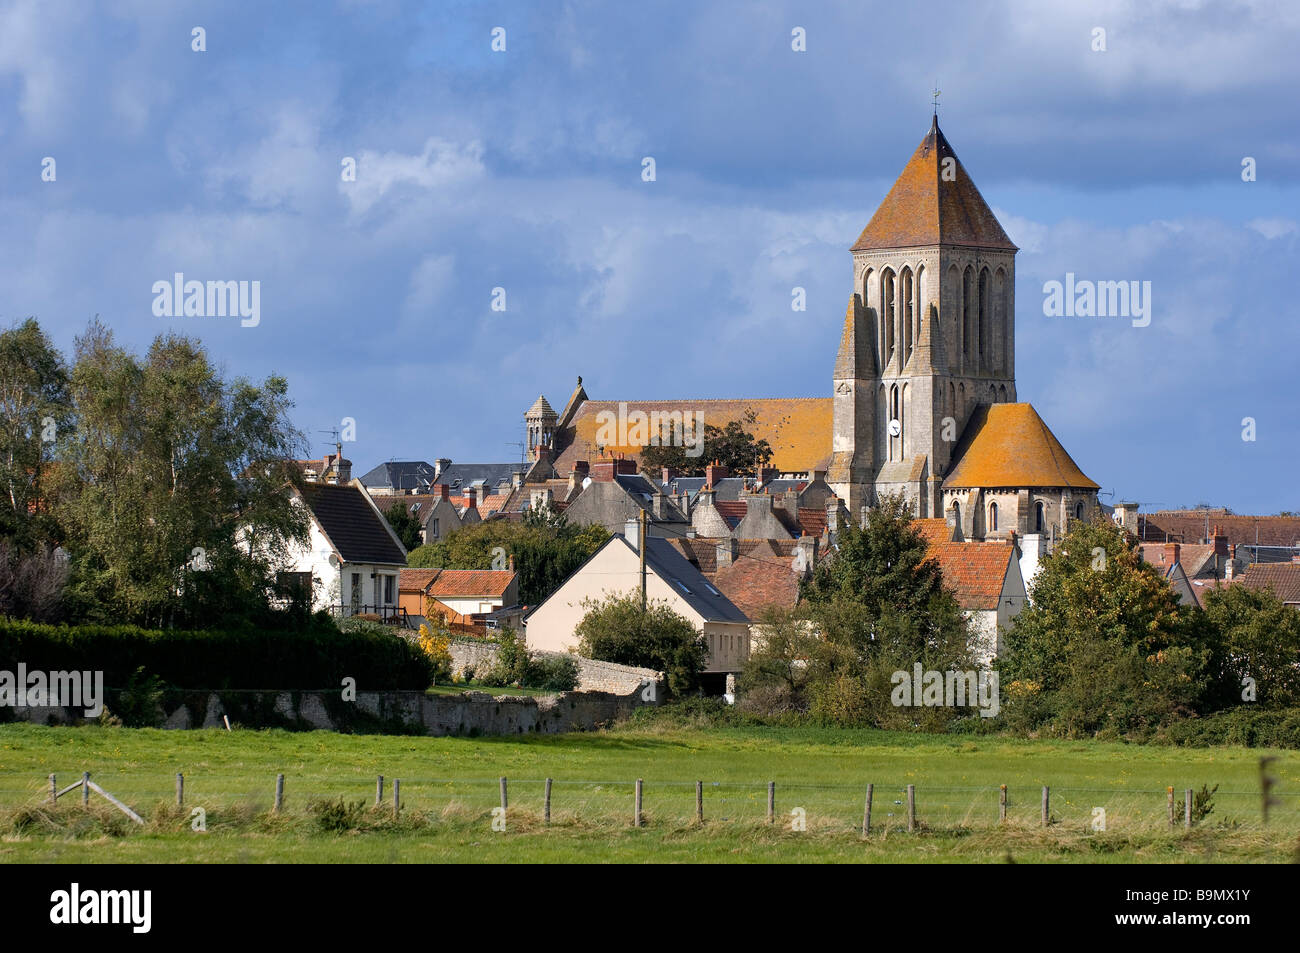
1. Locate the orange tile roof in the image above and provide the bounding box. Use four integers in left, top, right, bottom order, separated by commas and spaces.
552, 398, 832, 475
428, 569, 516, 599
913, 517, 956, 547
399, 568, 440, 593
926, 541, 1014, 611
853, 117, 1017, 252
943, 403, 1099, 491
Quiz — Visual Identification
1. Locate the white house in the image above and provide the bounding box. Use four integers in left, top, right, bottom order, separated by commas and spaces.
277, 479, 409, 623
524, 530, 751, 689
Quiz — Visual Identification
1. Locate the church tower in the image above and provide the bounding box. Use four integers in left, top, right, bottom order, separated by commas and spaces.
830, 114, 1018, 518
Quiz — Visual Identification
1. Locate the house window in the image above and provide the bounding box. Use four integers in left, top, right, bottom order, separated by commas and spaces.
349, 572, 361, 611
430, 518, 440, 539
383, 574, 395, 605
276, 571, 312, 599
988, 502, 998, 533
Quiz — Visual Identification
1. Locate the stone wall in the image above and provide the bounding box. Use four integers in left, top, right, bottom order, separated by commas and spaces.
448, 640, 662, 696
7, 686, 650, 737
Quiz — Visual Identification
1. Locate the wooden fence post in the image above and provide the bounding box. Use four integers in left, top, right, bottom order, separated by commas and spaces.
82, 772, 90, 807
393, 779, 401, 815
499, 776, 508, 812
907, 784, 916, 832
48, 774, 56, 805
176, 773, 184, 808
767, 781, 775, 824
376, 775, 384, 806
544, 778, 552, 824
634, 778, 643, 828
999, 784, 1007, 823
862, 783, 873, 835
1041, 786, 1049, 827
696, 781, 704, 824
274, 773, 284, 813
1184, 789, 1192, 829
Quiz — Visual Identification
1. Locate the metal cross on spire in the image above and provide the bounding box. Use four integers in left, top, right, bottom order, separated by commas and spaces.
932, 83, 941, 116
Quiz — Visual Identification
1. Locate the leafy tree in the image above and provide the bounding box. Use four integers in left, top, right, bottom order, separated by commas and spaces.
0, 318, 71, 546
1000, 518, 1202, 735
53, 320, 310, 628
1200, 583, 1300, 709
407, 504, 608, 605
640, 411, 774, 477
736, 604, 820, 713
383, 499, 423, 551
796, 493, 974, 727
575, 593, 708, 695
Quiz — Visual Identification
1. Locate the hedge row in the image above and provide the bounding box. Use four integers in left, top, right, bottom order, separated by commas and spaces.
0, 618, 436, 691
1154, 707, 1300, 749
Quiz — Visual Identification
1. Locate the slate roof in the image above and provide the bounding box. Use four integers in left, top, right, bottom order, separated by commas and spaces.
1236, 563, 1300, 604
359, 460, 437, 493
944, 403, 1099, 490
631, 535, 749, 624
434, 463, 527, 491
853, 116, 1017, 252
299, 483, 406, 565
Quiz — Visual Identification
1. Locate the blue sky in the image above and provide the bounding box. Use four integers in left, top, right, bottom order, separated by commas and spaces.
1, 0, 1297, 512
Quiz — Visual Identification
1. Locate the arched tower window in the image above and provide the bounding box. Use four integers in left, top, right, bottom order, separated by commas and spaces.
882, 270, 896, 368
1035, 501, 1045, 533
988, 501, 998, 533
1075, 501, 1084, 520
978, 268, 990, 371
961, 266, 974, 371
901, 267, 914, 365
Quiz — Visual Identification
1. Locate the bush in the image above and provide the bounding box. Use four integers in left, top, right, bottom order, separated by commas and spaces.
1156, 707, 1300, 748
0, 617, 436, 691
530, 653, 579, 692
575, 594, 707, 695
478, 628, 577, 691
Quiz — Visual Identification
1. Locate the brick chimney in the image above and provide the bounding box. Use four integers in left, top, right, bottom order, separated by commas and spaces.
1226, 544, 1238, 580
1164, 541, 1180, 566
757, 464, 778, 487
590, 461, 616, 482
661, 466, 679, 485
1211, 525, 1228, 568
464, 487, 477, 510
794, 534, 818, 576
435, 458, 451, 479
435, 483, 450, 501
534, 444, 552, 466
705, 460, 729, 487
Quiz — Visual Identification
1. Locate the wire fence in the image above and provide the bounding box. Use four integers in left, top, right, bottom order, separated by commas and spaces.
3, 771, 1296, 833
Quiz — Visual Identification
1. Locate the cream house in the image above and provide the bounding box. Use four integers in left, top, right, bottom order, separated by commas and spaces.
525, 531, 751, 687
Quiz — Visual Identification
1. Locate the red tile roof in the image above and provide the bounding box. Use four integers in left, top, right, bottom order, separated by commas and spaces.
1137, 512, 1300, 548
913, 518, 957, 547
1236, 563, 1300, 604
711, 559, 801, 621
925, 541, 1014, 611
398, 568, 516, 599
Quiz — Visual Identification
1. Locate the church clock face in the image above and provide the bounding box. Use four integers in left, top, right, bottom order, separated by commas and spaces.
888, 418, 901, 437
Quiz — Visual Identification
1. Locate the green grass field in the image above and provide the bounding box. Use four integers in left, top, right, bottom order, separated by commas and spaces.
1, 722, 1296, 863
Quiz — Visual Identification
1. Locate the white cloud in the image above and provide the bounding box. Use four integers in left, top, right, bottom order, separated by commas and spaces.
342, 138, 486, 214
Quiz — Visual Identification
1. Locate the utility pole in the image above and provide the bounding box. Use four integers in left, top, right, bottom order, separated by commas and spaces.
639, 507, 648, 612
